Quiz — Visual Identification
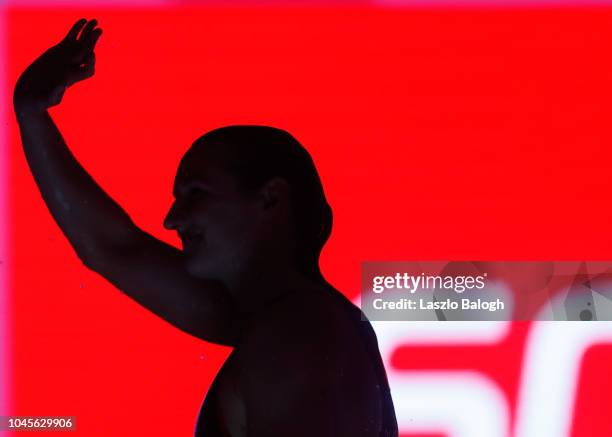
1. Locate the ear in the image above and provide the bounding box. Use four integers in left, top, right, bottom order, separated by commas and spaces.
257, 177, 291, 213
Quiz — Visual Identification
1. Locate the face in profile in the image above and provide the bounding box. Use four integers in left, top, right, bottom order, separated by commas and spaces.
163, 146, 265, 281
163, 126, 328, 285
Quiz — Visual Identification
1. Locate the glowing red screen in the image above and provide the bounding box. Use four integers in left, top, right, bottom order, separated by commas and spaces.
7, 7, 612, 436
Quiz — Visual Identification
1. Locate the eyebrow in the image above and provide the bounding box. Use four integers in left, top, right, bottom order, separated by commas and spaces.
173, 180, 214, 198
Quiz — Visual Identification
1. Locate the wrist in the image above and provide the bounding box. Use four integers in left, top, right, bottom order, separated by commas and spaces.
14, 100, 47, 121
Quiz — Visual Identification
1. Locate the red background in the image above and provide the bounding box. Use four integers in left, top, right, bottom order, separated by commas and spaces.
7, 7, 612, 436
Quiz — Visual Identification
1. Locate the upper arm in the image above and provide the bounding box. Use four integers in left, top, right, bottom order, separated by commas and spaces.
83, 228, 240, 346
240, 298, 382, 436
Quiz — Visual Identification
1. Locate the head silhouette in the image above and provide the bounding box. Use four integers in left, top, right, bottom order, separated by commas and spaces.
164, 125, 332, 286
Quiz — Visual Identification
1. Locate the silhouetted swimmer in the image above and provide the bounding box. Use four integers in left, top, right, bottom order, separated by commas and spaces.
13, 18, 398, 436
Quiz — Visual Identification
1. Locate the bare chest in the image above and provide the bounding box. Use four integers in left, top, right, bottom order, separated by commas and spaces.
195, 352, 247, 437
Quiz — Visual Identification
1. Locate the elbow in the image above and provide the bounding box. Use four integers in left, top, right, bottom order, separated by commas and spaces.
75, 244, 109, 272
74, 238, 119, 274
74, 226, 142, 272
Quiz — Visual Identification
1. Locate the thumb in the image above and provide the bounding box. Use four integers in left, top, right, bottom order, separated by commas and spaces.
48, 84, 67, 107
66, 52, 95, 86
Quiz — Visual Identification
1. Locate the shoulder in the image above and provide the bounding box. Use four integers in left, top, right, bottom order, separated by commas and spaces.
241, 286, 361, 355
237, 288, 385, 436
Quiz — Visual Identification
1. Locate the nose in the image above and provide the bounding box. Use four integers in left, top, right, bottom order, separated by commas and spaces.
164, 201, 184, 230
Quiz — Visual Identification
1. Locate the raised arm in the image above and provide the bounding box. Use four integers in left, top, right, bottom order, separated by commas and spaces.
13, 18, 239, 346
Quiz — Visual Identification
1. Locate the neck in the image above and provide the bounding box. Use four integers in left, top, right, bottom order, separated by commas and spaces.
225, 255, 324, 315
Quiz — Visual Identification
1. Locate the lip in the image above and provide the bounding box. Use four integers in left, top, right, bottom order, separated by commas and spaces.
179, 231, 203, 255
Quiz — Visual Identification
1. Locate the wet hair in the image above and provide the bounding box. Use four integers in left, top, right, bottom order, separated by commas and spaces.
190, 125, 333, 282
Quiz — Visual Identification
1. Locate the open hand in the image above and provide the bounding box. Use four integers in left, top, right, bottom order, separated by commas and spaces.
14, 18, 102, 114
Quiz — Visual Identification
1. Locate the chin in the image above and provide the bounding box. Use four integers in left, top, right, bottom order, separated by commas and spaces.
184, 256, 208, 278
184, 254, 223, 281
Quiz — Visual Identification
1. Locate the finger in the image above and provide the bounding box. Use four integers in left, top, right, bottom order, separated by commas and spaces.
85, 28, 103, 52
77, 51, 96, 70
63, 18, 87, 42
78, 19, 98, 42
82, 51, 95, 68
71, 28, 101, 64
66, 58, 95, 86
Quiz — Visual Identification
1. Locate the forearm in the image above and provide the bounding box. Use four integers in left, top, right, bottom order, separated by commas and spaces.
15, 106, 139, 261
9, 20, 242, 345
